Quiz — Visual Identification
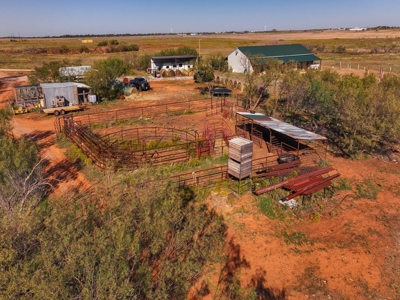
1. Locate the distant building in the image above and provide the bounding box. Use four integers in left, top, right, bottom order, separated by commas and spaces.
150, 55, 197, 76
59, 66, 91, 80
349, 27, 367, 31
227, 44, 321, 73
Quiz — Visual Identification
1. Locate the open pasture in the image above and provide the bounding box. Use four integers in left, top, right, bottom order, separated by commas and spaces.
1, 29, 400, 73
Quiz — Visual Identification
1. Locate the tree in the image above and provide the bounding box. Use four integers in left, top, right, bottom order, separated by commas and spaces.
158, 46, 198, 57
0, 167, 226, 299
194, 58, 214, 83
0, 109, 50, 216
28, 60, 72, 84
85, 57, 130, 100
239, 56, 280, 110
132, 53, 152, 71
204, 54, 228, 72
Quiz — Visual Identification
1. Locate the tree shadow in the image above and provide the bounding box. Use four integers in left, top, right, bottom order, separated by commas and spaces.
22, 130, 55, 149
190, 238, 250, 299
251, 269, 286, 300
191, 239, 287, 300
45, 158, 81, 190
218, 238, 251, 289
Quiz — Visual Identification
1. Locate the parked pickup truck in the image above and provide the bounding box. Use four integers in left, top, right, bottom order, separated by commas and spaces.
129, 77, 151, 91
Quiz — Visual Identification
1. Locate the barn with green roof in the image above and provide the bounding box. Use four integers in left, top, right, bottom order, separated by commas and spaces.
227, 44, 321, 73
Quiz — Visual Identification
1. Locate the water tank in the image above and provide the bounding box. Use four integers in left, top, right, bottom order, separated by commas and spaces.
88, 94, 97, 104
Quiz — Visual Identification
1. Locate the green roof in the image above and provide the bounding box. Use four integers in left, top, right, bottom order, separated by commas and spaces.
237, 44, 321, 63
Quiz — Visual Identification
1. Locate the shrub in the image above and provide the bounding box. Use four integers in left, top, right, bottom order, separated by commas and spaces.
356, 180, 381, 200
97, 40, 108, 46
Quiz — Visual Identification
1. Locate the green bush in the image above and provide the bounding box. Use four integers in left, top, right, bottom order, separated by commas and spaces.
97, 40, 108, 46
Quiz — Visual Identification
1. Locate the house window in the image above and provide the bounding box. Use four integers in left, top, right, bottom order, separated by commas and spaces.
179, 63, 182, 67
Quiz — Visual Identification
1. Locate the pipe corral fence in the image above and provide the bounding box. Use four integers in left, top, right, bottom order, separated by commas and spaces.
54, 98, 239, 169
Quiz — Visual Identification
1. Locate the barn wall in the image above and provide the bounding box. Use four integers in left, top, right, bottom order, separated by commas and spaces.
227, 49, 253, 73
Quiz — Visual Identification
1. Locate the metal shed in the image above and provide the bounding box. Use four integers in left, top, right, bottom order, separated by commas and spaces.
41, 82, 79, 109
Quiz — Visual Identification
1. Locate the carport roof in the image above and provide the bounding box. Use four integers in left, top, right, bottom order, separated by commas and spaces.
237, 44, 321, 63
237, 112, 327, 141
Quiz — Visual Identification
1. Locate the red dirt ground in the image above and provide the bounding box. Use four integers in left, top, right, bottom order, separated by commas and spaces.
1, 72, 400, 299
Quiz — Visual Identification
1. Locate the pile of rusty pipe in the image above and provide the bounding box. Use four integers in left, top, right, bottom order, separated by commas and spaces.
253, 166, 334, 195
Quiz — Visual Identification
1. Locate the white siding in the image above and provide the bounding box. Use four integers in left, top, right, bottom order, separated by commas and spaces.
227, 49, 253, 73
40, 83, 78, 108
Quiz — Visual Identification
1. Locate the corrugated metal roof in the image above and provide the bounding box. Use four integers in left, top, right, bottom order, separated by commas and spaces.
151, 55, 197, 60
237, 44, 321, 62
40, 82, 77, 89
238, 112, 326, 141
74, 82, 90, 89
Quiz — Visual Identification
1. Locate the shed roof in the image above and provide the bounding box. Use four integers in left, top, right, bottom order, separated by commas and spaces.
237, 112, 326, 141
40, 82, 77, 89
151, 55, 197, 61
237, 44, 320, 63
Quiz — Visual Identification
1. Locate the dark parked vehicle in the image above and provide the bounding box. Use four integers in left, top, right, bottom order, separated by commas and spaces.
129, 77, 151, 91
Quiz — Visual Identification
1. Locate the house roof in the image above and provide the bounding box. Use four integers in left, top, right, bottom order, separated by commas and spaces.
237, 44, 321, 63
237, 112, 327, 141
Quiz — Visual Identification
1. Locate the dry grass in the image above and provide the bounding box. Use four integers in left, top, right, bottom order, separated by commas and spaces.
1, 30, 400, 73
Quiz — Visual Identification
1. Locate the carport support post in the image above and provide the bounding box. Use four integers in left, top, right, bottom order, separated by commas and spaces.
297, 141, 300, 156
250, 119, 254, 140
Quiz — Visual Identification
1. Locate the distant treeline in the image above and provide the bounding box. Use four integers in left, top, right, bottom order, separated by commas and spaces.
5, 26, 400, 39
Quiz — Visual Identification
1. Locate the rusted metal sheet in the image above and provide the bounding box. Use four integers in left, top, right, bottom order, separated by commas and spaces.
282, 173, 340, 201
253, 166, 334, 195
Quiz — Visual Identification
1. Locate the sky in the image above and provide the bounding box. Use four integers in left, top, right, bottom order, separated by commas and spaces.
0, 0, 399, 37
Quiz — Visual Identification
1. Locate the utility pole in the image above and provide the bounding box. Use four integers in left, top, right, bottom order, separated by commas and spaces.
198, 39, 201, 57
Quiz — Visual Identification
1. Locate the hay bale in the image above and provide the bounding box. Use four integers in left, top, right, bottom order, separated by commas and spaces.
124, 87, 135, 96
163, 69, 175, 77
179, 68, 189, 76
160, 69, 168, 77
